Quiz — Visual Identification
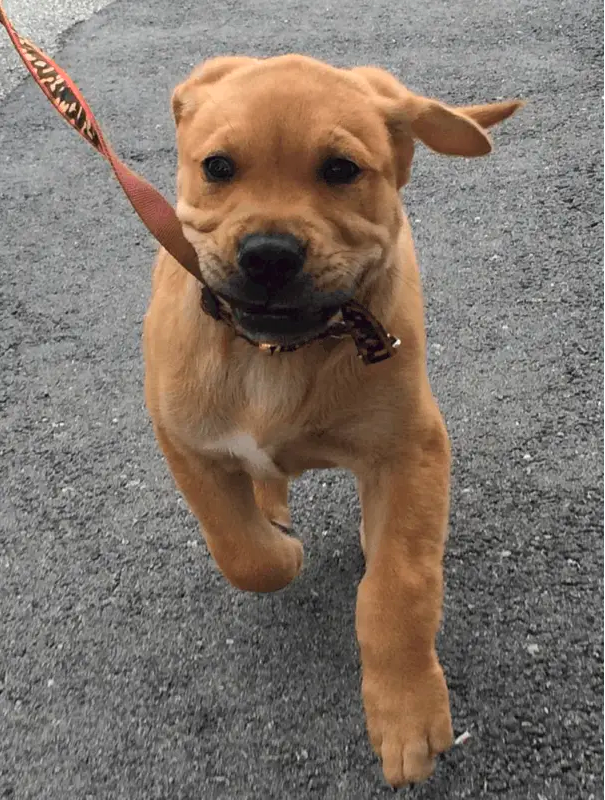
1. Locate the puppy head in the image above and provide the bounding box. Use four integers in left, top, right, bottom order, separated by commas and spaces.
172, 55, 522, 344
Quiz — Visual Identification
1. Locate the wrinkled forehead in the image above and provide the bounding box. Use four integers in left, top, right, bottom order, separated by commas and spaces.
180, 60, 392, 166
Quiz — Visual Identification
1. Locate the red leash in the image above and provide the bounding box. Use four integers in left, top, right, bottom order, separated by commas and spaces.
0, 0, 201, 282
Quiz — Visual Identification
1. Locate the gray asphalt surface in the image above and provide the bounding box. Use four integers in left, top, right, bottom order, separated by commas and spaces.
0, 0, 112, 99
0, 0, 602, 798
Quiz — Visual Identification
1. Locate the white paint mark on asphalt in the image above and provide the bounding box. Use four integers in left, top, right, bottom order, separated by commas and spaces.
0, 0, 114, 99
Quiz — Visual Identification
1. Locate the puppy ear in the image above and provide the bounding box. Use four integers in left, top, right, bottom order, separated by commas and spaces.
455, 99, 526, 129
351, 66, 523, 187
405, 99, 492, 157
172, 56, 259, 125
409, 97, 526, 156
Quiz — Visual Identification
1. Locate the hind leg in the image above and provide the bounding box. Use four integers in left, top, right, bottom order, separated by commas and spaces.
254, 478, 291, 532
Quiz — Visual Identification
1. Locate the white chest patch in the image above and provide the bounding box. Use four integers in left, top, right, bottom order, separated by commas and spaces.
204, 432, 281, 478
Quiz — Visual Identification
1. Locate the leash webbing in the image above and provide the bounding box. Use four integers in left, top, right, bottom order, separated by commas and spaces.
0, 0, 202, 282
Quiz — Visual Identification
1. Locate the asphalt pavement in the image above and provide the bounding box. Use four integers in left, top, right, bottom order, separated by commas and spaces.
0, 0, 112, 99
0, 0, 602, 798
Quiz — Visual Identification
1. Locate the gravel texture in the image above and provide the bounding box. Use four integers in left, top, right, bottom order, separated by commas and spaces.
0, 0, 113, 99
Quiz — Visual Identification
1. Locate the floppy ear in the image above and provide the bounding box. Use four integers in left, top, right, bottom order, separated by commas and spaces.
172, 56, 259, 125
412, 96, 525, 156
406, 98, 493, 157
455, 100, 525, 129
351, 66, 523, 187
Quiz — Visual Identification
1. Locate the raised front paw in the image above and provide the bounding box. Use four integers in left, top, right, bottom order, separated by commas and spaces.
362, 660, 453, 787
225, 528, 303, 593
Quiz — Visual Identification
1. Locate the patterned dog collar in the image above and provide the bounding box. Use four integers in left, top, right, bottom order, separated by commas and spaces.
201, 287, 400, 365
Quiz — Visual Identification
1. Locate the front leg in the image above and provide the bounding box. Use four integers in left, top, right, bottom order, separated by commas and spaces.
154, 425, 303, 593
355, 407, 454, 786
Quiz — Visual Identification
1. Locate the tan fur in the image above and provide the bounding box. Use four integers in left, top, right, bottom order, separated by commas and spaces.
143, 54, 522, 787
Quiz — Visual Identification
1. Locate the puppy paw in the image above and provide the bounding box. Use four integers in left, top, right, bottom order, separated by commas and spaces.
362, 660, 453, 787
225, 528, 303, 593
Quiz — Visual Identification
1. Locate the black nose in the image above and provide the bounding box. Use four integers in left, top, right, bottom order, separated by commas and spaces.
237, 233, 306, 289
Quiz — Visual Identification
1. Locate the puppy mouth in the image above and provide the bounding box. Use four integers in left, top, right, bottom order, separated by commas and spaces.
231, 303, 342, 344
210, 272, 355, 345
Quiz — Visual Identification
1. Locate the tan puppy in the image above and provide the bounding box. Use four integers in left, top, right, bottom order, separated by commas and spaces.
143, 55, 521, 787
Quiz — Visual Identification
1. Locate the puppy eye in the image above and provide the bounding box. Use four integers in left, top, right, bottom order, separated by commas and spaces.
320, 157, 361, 185
202, 155, 236, 182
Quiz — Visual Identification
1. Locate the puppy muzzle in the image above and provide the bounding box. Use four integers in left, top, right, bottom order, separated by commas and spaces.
200, 232, 400, 363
